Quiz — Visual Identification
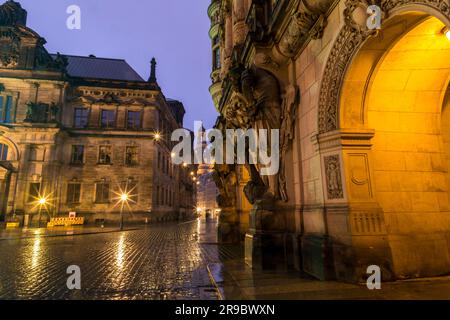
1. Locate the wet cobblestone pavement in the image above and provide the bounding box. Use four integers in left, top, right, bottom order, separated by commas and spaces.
0, 220, 241, 300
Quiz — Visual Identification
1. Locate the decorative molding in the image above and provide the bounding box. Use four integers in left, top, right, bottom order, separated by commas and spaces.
318, 0, 450, 134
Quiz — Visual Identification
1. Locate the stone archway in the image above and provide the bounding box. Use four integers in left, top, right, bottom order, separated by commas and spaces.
318, 0, 450, 133
317, 1, 450, 279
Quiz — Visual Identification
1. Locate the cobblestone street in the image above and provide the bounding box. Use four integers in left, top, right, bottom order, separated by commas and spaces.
0, 220, 241, 300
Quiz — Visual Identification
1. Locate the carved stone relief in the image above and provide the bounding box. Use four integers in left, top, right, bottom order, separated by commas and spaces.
324, 154, 344, 199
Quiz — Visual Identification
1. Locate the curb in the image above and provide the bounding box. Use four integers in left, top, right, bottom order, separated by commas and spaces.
0, 227, 142, 242
206, 263, 224, 300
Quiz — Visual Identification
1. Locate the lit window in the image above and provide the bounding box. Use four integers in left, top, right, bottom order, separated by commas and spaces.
0, 95, 14, 123
71, 145, 84, 165
101, 110, 116, 129
95, 182, 110, 203
98, 146, 112, 164
125, 146, 139, 166
127, 111, 142, 130
67, 183, 81, 204
74, 108, 89, 128
0, 143, 8, 161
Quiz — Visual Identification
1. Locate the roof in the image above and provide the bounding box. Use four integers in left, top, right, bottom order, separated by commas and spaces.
50, 54, 145, 82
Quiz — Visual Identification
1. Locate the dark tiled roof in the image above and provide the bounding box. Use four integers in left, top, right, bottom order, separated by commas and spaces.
50, 54, 145, 82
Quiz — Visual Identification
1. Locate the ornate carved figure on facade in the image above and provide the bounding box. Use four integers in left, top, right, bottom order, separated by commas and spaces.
0, 32, 19, 68
49, 103, 59, 122
212, 163, 237, 207
325, 155, 344, 199
0, 0, 27, 26
278, 84, 300, 202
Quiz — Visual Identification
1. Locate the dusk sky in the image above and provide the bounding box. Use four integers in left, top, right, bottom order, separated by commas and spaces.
19, 0, 217, 130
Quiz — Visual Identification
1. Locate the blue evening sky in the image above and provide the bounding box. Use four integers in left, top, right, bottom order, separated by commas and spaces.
17, 0, 218, 129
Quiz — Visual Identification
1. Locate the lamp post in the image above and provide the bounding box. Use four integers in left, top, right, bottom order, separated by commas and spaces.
119, 193, 128, 231
37, 197, 47, 228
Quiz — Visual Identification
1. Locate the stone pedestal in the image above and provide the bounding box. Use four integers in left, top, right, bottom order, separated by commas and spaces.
244, 199, 296, 270
302, 204, 395, 282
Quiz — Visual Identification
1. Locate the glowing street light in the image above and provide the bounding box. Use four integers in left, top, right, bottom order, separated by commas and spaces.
37, 197, 48, 228
112, 182, 137, 231
119, 192, 129, 231
153, 131, 162, 141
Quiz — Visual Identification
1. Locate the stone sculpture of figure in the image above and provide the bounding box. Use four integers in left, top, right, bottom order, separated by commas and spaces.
240, 65, 282, 202
212, 164, 237, 208
278, 84, 300, 202
325, 156, 343, 199
24, 102, 34, 122
49, 103, 59, 122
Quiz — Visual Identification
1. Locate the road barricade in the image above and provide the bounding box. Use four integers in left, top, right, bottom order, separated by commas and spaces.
6, 222, 20, 228
47, 217, 84, 227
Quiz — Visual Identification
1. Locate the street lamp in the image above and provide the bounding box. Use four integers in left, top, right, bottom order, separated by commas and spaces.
37, 197, 47, 228
119, 193, 129, 231
153, 131, 162, 141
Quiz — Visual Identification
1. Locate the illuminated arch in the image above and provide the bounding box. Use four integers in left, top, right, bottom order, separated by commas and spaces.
318, 0, 450, 133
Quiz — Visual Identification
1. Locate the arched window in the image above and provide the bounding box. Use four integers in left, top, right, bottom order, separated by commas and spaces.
0, 143, 8, 161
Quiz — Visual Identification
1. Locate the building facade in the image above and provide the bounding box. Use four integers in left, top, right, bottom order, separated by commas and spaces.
197, 163, 219, 219
0, 1, 196, 226
209, 0, 450, 282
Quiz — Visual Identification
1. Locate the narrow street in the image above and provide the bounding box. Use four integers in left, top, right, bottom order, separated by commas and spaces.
0, 220, 241, 300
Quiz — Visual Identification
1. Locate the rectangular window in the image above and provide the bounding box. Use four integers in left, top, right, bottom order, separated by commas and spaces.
67, 183, 81, 204
125, 146, 139, 166
127, 111, 142, 130
71, 145, 84, 165
98, 146, 112, 164
0, 95, 14, 124
74, 108, 89, 128
28, 182, 41, 203
101, 110, 116, 129
95, 182, 110, 203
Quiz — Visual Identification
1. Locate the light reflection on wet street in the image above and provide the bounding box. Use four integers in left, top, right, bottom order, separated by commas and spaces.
0, 219, 240, 300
